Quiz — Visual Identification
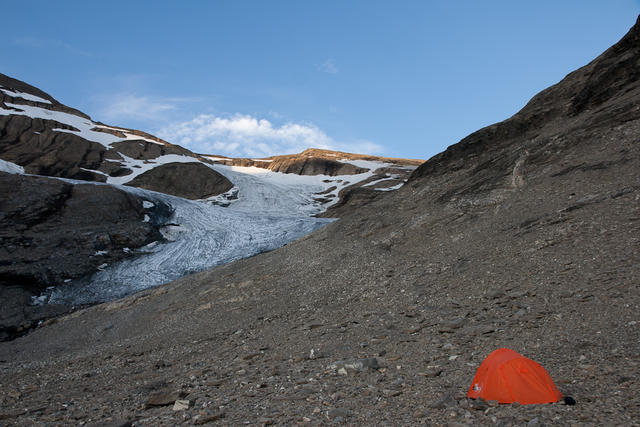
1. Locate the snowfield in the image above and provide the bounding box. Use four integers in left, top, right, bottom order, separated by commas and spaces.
207, 163, 374, 215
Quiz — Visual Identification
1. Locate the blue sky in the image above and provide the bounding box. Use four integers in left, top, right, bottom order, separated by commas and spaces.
2, 1, 638, 160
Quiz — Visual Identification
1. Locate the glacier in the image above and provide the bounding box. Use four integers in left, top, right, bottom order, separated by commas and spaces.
49, 173, 334, 305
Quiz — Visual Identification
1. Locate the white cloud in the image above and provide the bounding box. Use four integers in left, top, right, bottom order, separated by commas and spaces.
157, 113, 383, 158
319, 58, 338, 74
97, 93, 181, 122
13, 37, 94, 57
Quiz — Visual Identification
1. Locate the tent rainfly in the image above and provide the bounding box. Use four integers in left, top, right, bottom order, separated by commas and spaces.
467, 348, 563, 404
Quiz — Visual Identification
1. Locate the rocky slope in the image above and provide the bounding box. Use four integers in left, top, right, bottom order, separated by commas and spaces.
0, 16, 639, 426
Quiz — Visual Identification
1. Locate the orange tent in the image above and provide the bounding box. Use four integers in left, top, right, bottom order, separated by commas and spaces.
467, 348, 563, 404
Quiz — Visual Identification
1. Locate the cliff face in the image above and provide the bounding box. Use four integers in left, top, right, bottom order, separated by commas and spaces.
0, 172, 172, 340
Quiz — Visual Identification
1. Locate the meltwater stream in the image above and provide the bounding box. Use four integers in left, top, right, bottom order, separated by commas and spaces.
49, 178, 334, 305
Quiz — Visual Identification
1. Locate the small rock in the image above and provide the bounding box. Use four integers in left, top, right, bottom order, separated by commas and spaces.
243, 352, 262, 361
337, 367, 348, 376
327, 408, 353, 419
309, 349, 325, 359
488, 289, 504, 299
469, 399, 487, 411
412, 409, 427, 418
527, 417, 540, 427
429, 393, 457, 409
172, 400, 193, 411
145, 391, 185, 408
205, 378, 224, 387
486, 400, 499, 407
194, 411, 226, 424
438, 318, 466, 333
419, 366, 442, 377
344, 357, 382, 371
87, 420, 132, 427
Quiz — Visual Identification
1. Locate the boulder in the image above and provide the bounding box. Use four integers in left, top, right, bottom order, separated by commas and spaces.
125, 162, 234, 199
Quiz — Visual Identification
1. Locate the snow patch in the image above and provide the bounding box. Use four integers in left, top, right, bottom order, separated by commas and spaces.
142, 200, 155, 209
1, 88, 52, 104
94, 125, 165, 146
375, 182, 405, 192
0, 158, 25, 174
80, 167, 109, 176
105, 153, 201, 185
0, 103, 122, 147
336, 158, 391, 171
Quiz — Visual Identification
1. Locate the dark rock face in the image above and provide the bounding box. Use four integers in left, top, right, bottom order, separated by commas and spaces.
0, 114, 108, 181
108, 139, 193, 161
0, 172, 170, 340
319, 186, 383, 218
0, 73, 89, 118
125, 162, 234, 200
266, 157, 367, 176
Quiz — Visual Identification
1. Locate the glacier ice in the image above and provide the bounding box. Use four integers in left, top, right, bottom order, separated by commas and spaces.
49, 179, 333, 305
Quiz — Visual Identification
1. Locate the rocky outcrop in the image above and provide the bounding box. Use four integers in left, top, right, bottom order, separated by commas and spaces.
209, 148, 423, 177
125, 162, 234, 200
267, 156, 367, 176
0, 172, 171, 340
0, 73, 234, 199
318, 186, 383, 218
0, 114, 109, 181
